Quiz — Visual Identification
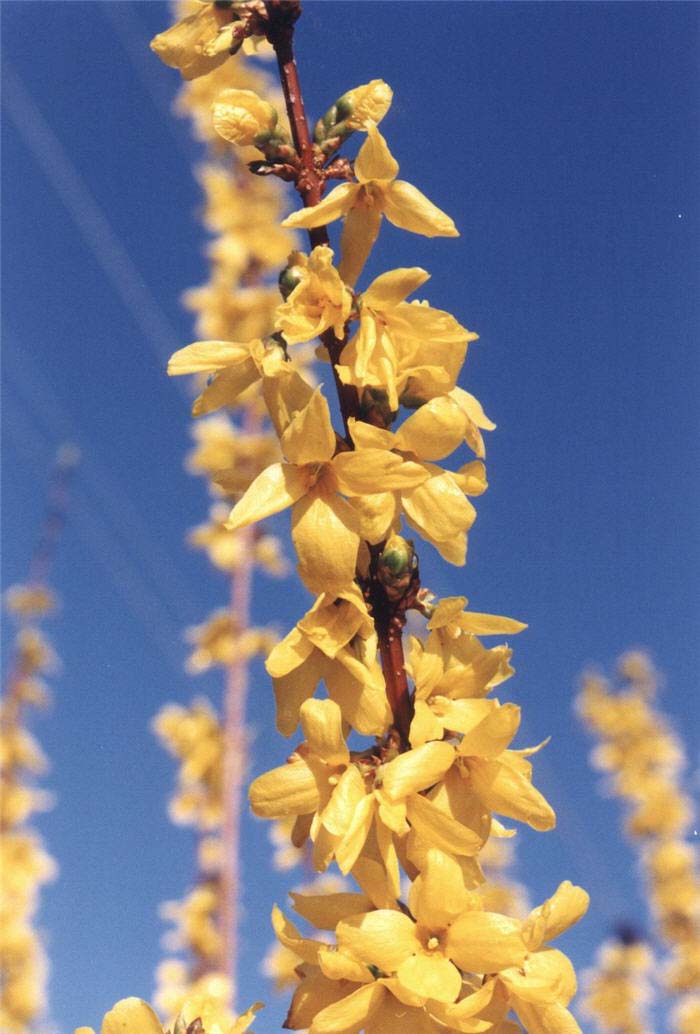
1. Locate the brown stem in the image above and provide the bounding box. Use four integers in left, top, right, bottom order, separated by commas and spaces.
266, 1, 359, 435
266, 1, 413, 741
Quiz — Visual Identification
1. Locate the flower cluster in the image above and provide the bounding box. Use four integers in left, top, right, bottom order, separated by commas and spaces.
142, 2, 590, 1031
1, 587, 58, 1033
577, 652, 699, 1031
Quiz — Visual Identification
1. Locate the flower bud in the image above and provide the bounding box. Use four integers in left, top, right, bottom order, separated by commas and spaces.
313, 79, 393, 149
212, 88, 278, 147
377, 534, 417, 601
278, 252, 307, 300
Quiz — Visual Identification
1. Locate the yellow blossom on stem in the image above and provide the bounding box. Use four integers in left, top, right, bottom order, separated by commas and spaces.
282, 124, 459, 286
335, 266, 475, 412
150, 2, 247, 81
226, 387, 426, 594
275, 246, 353, 345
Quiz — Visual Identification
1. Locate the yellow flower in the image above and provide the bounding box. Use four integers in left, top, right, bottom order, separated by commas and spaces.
282, 124, 458, 286
346, 411, 487, 565
337, 850, 527, 1004
150, 2, 244, 81
275, 247, 353, 345
212, 88, 280, 147
335, 266, 475, 411
266, 584, 389, 736
226, 387, 426, 595
167, 336, 286, 417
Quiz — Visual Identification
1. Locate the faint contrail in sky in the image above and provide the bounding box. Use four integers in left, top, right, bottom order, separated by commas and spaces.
2, 63, 186, 386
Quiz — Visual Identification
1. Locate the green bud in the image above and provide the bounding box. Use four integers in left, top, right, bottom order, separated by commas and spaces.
335, 92, 354, 121
377, 535, 417, 601
278, 258, 306, 300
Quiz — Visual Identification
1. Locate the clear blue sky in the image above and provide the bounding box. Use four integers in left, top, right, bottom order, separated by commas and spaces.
2, 3, 699, 1032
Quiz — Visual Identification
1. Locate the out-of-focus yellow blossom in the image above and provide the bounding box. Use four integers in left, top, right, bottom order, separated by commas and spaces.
2, 584, 60, 1032
578, 651, 699, 1026
3, 584, 55, 620
477, 837, 530, 919
579, 937, 654, 1034
161, 883, 222, 963
335, 266, 475, 412
185, 612, 276, 675
265, 584, 388, 736
190, 504, 288, 576
275, 246, 353, 345
153, 699, 224, 830
673, 995, 700, 1034
186, 414, 280, 492
283, 123, 458, 286
226, 387, 427, 594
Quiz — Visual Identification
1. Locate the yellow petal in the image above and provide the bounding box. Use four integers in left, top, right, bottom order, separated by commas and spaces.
512, 1000, 582, 1034
355, 124, 399, 182
292, 494, 360, 595
212, 88, 277, 146
272, 648, 326, 738
281, 388, 336, 465
227, 463, 308, 530
101, 999, 163, 1034
335, 793, 376, 874
272, 905, 324, 965
456, 701, 521, 756
383, 179, 459, 237
338, 204, 383, 287
321, 764, 367, 838
327, 661, 391, 737
446, 911, 527, 973
168, 339, 256, 375
409, 699, 445, 747
410, 848, 470, 927
282, 182, 356, 229
192, 363, 259, 416
291, 890, 374, 930
396, 951, 462, 1005
379, 741, 455, 801
300, 698, 349, 766
402, 472, 474, 558
363, 267, 430, 309
501, 948, 577, 1005
333, 450, 428, 494
406, 792, 482, 857
524, 882, 590, 949
336, 910, 419, 972
249, 759, 319, 818
468, 756, 556, 831
395, 396, 469, 461
267, 624, 314, 678
310, 982, 384, 1034
318, 947, 375, 984
457, 612, 528, 636
150, 4, 231, 80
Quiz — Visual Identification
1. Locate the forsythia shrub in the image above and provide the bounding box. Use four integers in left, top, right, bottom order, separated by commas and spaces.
79, 2, 590, 1030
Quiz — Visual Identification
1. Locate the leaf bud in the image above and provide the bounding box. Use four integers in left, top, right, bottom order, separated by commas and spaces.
212, 88, 279, 147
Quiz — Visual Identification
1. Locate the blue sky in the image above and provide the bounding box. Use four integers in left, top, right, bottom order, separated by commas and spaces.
2, 2, 699, 1032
